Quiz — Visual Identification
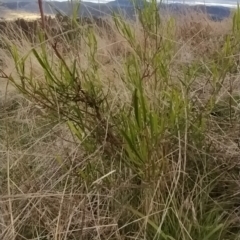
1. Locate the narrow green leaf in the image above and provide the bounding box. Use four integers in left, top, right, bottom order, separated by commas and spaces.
120, 129, 143, 163
133, 89, 140, 128
126, 205, 175, 240
203, 224, 224, 240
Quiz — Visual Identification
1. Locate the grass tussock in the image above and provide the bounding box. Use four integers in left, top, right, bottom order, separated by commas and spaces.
0, 0, 240, 239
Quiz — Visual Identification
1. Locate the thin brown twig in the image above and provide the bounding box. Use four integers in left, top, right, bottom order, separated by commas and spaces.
38, 0, 45, 30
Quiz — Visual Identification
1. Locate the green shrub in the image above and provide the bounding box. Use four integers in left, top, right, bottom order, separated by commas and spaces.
2, 0, 240, 239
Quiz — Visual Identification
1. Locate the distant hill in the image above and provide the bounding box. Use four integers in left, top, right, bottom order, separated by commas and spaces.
159, 3, 232, 21
0, 0, 233, 21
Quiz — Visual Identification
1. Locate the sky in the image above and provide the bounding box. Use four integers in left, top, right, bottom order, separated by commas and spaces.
47, 0, 240, 8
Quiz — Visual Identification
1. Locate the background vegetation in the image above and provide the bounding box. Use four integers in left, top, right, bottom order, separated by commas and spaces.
0, 0, 240, 239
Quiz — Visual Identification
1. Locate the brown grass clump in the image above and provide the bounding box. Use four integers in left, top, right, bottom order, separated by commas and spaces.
174, 10, 232, 60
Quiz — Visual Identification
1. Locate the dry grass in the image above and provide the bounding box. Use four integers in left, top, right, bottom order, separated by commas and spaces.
0, 5, 240, 240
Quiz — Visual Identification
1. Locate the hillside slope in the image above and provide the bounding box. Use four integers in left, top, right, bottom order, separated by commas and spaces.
0, 0, 233, 21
